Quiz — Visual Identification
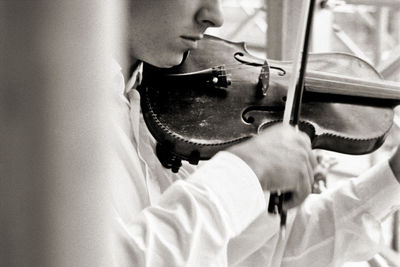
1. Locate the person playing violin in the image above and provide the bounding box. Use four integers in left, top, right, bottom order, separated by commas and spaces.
109, 0, 400, 266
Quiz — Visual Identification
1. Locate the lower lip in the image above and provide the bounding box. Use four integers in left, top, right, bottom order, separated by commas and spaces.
181, 37, 198, 49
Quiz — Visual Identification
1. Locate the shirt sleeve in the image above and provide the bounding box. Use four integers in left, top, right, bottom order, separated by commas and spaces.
281, 159, 400, 267
114, 151, 266, 267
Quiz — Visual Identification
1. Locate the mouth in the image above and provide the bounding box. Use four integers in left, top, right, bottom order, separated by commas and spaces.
181, 35, 203, 41
180, 35, 203, 49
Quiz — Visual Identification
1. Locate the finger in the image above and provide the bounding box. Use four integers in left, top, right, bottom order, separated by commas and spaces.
297, 145, 316, 189
298, 129, 313, 148
299, 134, 317, 185
309, 150, 318, 171
306, 160, 315, 193
283, 193, 299, 210
306, 151, 316, 187
286, 185, 311, 210
295, 130, 316, 162
283, 168, 312, 210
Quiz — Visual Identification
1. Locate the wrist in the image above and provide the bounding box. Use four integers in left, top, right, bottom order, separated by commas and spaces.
228, 146, 260, 178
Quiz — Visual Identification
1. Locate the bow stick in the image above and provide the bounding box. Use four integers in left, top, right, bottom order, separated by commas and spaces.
268, 0, 316, 227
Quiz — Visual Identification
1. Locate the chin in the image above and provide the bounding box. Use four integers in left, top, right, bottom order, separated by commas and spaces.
150, 52, 186, 68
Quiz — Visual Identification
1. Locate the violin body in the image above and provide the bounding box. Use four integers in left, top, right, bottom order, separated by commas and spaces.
139, 35, 399, 169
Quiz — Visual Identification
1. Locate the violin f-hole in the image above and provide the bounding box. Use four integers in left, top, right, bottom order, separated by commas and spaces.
242, 106, 284, 124
233, 52, 265, 66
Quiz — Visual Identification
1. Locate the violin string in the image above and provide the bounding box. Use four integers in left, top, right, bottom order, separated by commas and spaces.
223, 65, 267, 71
217, 62, 269, 71
219, 62, 245, 68
220, 74, 400, 95
211, 64, 400, 98
226, 75, 400, 89
222, 64, 400, 91
220, 63, 400, 90
218, 67, 400, 96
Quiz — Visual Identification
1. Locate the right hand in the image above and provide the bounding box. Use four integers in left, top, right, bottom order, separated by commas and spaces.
228, 123, 317, 210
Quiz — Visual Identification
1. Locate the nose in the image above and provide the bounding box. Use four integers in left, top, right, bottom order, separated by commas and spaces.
196, 0, 224, 28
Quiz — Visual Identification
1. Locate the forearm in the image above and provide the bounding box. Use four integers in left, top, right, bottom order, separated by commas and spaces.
116, 181, 233, 267
115, 152, 266, 267
282, 160, 400, 267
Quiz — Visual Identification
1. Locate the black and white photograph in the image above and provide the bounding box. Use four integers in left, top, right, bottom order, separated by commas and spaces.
1, 1, 400, 266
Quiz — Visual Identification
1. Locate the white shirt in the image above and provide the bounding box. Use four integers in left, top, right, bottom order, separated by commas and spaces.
109, 61, 400, 267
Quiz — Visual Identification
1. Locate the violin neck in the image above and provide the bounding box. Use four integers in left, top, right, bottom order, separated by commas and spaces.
305, 71, 400, 106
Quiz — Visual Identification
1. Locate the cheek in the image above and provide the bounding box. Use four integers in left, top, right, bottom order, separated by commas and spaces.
135, 27, 186, 67
129, 5, 187, 67
133, 33, 184, 67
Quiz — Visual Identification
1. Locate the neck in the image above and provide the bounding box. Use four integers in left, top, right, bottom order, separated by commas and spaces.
304, 70, 400, 106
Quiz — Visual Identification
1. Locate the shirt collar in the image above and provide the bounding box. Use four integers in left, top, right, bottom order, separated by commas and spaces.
125, 62, 143, 95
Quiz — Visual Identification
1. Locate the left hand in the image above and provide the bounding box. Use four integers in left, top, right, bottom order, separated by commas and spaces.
389, 144, 400, 183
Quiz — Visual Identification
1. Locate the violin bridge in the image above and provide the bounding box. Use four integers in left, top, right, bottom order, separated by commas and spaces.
257, 60, 269, 96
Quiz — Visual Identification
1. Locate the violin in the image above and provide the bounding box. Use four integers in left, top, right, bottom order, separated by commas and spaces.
138, 35, 400, 172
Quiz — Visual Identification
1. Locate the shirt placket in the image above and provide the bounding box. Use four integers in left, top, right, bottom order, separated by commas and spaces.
126, 64, 162, 205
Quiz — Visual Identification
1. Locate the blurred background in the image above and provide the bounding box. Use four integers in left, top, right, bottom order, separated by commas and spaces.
208, 1, 400, 266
